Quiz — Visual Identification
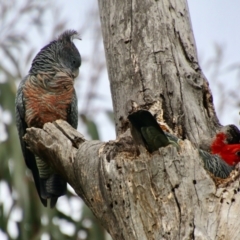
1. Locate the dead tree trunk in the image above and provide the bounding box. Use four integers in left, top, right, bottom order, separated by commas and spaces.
24, 0, 240, 239
98, 0, 220, 143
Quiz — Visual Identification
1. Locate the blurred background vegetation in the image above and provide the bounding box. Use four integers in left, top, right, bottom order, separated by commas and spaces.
0, 0, 240, 240
0, 0, 113, 239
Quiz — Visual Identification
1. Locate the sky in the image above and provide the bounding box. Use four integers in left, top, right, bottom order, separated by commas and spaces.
188, 1, 240, 126
188, 1, 240, 65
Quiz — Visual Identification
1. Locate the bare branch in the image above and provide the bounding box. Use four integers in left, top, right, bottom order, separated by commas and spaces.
24, 120, 240, 239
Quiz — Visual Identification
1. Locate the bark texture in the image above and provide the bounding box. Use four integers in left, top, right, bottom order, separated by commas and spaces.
98, 0, 220, 144
25, 120, 240, 240
23, 0, 240, 239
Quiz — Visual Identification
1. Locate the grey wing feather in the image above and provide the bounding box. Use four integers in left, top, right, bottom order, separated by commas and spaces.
15, 77, 47, 207
199, 149, 234, 179
67, 89, 78, 129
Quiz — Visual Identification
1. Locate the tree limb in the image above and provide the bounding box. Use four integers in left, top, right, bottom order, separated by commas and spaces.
24, 120, 240, 239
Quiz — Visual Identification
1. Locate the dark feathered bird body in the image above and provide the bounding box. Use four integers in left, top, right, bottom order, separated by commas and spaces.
128, 110, 180, 153
15, 30, 81, 207
128, 110, 234, 179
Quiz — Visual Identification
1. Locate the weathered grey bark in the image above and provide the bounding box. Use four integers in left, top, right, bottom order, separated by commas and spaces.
98, 0, 220, 144
24, 0, 240, 239
25, 121, 240, 240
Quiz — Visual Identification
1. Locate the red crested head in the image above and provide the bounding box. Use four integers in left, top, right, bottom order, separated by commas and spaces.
211, 133, 226, 153
211, 132, 240, 166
